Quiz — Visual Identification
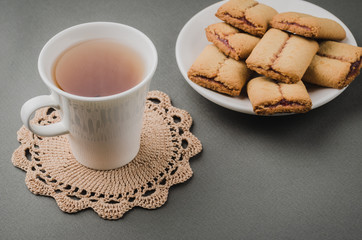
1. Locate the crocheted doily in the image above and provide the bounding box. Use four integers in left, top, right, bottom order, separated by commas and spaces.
12, 91, 202, 220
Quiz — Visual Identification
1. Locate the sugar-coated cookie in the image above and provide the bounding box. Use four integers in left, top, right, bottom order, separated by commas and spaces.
247, 76, 312, 115
246, 28, 319, 84
205, 22, 260, 60
303, 41, 362, 89
187, 44, 250, 96
270, 12, 346, 41
215, 0, 278, 37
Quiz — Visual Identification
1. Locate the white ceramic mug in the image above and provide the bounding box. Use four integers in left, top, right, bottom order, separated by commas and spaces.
21, 22, 158, 170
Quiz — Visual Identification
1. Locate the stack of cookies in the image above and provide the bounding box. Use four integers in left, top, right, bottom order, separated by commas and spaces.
187, 0, 362, 115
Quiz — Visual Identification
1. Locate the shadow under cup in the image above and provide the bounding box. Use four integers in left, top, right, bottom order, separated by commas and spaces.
37, 22, 158, 170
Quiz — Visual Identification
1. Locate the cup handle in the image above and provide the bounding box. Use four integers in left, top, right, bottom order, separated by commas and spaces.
21, 93, 69, 137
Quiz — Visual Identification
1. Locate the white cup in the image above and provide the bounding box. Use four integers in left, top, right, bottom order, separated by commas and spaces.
21, 22, 158, 170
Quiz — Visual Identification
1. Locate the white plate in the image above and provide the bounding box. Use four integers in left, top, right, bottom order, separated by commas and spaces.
175, 0, 357, 115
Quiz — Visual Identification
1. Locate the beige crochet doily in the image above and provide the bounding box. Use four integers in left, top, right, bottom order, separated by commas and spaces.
12, 91, 202, 220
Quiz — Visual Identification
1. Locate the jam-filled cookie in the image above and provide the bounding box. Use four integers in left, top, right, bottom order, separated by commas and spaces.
215, 0, 278, 37
205, 22, 260, 60
270, 12, 346, 41
303, 41, 362, 89
246, 28, 319, 84
187, 44, 250, 96
247, 76, 312, 115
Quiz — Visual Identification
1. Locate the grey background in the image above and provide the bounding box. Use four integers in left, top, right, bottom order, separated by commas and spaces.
1, 0, 361, 239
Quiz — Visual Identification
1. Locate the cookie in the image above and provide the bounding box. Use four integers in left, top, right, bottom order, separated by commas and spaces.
215, 0, 278, 37
247, 76, 312, 115
270, 12, 346, 41
246, 28, 319, 84
303, 41, 362, 89
187, 44, 250, 96
205, 22, 260, 60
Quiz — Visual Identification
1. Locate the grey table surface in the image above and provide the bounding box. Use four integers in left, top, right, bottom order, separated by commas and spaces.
1, 0, 361, 239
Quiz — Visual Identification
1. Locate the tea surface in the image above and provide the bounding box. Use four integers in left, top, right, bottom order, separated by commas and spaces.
53, 39, 144, 97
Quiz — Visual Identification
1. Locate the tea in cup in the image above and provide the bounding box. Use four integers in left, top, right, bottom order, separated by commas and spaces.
21, 22, 158, 170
